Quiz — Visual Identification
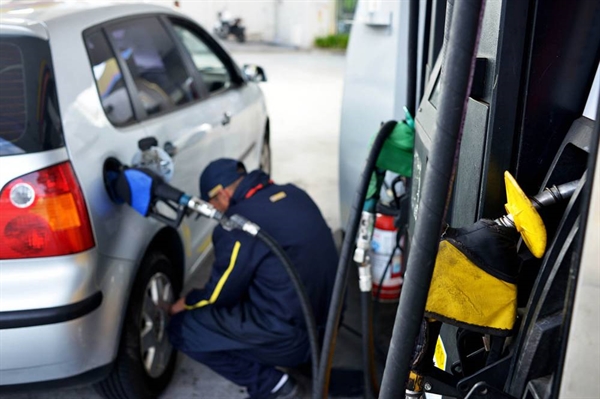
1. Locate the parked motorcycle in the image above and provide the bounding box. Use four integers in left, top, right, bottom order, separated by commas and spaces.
213, 11, 246, 43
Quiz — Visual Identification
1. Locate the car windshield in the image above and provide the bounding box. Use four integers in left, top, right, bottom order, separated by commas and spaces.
0, 35, 64, 157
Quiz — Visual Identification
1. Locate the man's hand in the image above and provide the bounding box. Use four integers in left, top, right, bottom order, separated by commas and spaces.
170, 297, 187, 315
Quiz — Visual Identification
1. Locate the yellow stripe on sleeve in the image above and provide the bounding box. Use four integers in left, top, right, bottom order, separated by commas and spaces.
185, 241, 241, 310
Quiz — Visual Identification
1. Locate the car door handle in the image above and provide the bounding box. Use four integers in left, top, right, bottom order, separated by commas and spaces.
221, 112, 232, 126
163, 141, 177, 157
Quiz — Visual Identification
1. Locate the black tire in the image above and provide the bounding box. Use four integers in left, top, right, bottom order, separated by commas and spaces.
95, 252, 181, 399
259, 135, 271, 175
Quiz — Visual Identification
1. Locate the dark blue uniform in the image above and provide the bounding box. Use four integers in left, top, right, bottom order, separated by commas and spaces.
169, 171, 338, 398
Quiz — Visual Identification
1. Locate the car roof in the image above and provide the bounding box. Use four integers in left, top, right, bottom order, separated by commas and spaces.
0, 1, 182, 37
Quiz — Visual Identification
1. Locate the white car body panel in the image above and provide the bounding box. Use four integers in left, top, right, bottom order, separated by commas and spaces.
0, 1, 268, 387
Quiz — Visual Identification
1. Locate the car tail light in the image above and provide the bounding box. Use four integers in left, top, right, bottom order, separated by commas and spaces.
0, 162, 95, 259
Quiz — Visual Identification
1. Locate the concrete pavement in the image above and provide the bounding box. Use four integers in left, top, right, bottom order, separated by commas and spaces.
231, 47, 345, 232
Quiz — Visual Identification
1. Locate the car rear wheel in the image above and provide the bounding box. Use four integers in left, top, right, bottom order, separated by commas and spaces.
95, 251, 180, 399
260, 135, 271, 175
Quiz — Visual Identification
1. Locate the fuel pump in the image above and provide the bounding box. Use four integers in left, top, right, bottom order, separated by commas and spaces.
403, 173, 581, 399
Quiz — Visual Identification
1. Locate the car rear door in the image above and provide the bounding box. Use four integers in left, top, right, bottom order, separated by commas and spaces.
102, 15, 224, 269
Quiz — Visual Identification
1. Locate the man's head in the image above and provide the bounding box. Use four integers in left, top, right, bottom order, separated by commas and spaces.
200, 159, 247, 212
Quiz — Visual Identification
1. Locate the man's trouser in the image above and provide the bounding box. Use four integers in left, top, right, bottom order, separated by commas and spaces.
168, 304, 309, 398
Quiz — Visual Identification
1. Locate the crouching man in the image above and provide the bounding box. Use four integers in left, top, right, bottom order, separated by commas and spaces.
169, 158, 338, 399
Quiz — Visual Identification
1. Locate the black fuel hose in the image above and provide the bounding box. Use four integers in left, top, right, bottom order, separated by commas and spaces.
378, 0, 484, 397
361, 290, 379, 399
253, 228, 320, 398
316, 120, 398, 399
407, 0, 420, 116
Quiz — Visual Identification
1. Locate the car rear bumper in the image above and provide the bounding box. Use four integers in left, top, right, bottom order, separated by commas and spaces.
0, 363, 113, 394
0, 308, 109, 386
0, 251, 135, 386
0, 291, 102, 329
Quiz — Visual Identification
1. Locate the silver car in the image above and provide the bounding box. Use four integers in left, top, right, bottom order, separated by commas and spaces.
0, 2, 269, 397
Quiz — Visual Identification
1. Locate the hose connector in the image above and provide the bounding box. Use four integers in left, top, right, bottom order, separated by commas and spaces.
354, 248, 367, 264
358, 263, 373, 292
404, 370, 424, 398
495, 214, 515, 229
405, 390, 424, 399
354, 211, 375, 263
186, 196, 223, 220
226, 214, 261, 236
218, 214, 261, 236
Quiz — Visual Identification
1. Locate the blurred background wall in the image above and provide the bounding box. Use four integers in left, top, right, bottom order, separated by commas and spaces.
174, 0, 350, 48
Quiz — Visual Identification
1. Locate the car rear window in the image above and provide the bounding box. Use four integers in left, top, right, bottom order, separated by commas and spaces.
0, 36, 64, 157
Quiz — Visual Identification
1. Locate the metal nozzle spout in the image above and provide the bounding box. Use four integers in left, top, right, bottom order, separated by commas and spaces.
186, 197, 223, 220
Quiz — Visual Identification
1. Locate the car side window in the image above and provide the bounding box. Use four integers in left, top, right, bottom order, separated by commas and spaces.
172, 24, 232, 94
105, 17, 199, 116
85, 31, 135, 126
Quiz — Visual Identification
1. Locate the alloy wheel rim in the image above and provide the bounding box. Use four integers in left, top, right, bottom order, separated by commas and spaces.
140, 272, 174, 378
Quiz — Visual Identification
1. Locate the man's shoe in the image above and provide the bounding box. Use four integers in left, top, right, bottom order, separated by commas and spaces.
266, 375, 303, 399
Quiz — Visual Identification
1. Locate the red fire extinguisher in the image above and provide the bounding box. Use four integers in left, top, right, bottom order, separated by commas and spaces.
370, 212, 404, 302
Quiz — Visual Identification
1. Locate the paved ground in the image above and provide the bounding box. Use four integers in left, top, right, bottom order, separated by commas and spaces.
230, 43, 345, 232
4, 42, 350, 399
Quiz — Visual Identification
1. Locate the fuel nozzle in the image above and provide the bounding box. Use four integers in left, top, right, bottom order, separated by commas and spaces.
494, 171, 580, 258
185, 196, 223, 221
104, 159, 261, 235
